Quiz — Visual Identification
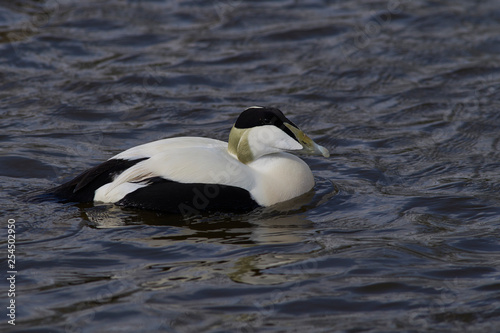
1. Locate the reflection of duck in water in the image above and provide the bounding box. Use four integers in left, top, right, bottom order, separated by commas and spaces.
48, 106, 329, 214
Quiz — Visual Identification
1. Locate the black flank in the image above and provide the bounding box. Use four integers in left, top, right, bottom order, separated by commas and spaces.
47, 158, 148, 202
117, 176, 259, 214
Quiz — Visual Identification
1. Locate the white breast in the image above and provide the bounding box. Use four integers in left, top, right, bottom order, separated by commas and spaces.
248, 152, 315, 206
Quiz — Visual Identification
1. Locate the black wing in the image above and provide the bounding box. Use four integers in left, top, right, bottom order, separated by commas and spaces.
47, 158, 148, 202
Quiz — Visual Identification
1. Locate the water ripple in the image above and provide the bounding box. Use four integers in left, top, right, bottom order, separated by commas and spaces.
2, 0, 500, 332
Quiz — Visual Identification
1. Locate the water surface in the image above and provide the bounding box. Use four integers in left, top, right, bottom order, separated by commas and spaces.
1, 0, 500, 332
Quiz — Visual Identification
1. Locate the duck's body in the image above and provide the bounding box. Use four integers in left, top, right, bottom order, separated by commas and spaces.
49, 107, 329, 214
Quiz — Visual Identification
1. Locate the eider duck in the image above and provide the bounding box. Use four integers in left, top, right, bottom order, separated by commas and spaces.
48, 106, 329, 215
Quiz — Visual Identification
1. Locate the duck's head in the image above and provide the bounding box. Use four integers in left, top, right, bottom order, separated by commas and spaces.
228, 106, 330, 164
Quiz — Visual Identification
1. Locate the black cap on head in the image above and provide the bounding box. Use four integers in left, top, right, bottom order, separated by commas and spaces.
234, 106, 299, 141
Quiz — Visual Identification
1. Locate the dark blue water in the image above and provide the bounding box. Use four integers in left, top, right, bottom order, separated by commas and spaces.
2, 0, 500, 332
